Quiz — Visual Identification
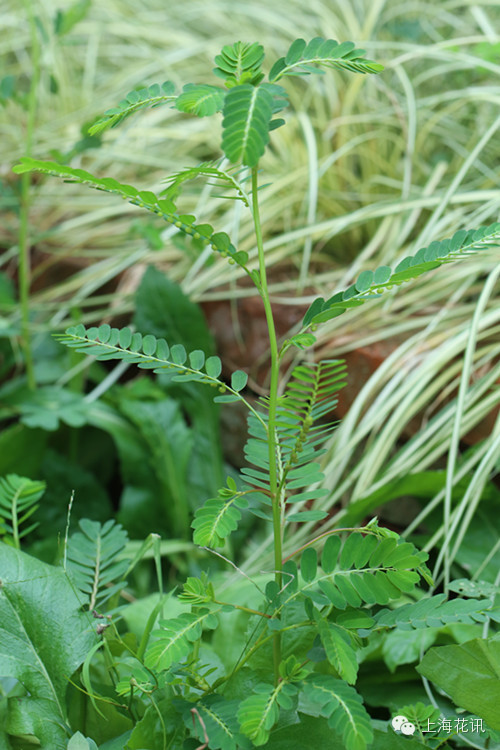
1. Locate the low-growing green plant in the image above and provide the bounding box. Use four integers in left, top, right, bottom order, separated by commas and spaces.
6, 38, 500, 749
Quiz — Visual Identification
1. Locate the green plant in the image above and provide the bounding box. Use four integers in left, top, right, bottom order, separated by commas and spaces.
8, 38, 500, 749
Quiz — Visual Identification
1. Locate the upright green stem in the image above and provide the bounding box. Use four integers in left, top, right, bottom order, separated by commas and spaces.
18, 1, 40, 390
251, 167, 282, 682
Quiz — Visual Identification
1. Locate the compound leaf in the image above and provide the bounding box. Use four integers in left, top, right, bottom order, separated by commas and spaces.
12, 159, 251, 276
191, 496, 242, 547
186, 695, 246, 750
66, 518, 129, 611
89, 81, 175, 134
237, 683, 287, 746
222, 83, 274, 167
53, 324, 252, 408
145, 609, 218, 671
302, 674, 373, 750
0, 475, 45, 548
214, 42, 265, 86
317, 619, 359, 684
269, 37, 383, 81
303, 223, 500, 328
175, 84, 225, 117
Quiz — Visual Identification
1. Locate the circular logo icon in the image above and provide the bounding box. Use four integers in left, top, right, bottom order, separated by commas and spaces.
391, 715, 416, 735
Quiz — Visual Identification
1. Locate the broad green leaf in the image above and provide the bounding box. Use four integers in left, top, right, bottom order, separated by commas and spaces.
67, 732, 99, 750
417, 638, 500, 729
0, 546, 97, 749
383, 628, 438, 673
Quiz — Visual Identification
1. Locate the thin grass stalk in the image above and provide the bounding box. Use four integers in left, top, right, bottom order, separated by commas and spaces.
435, 266, 500, 589
17, 1, 40, 389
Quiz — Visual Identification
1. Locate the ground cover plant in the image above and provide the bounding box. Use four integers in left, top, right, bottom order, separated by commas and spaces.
2, 32, 500, 750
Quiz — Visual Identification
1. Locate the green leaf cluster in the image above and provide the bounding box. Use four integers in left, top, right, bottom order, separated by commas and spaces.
0, 546, 97, 749
0, 474, 45, 548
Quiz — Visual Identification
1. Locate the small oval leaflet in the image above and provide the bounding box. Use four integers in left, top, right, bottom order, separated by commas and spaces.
189, 350, 205, 370
321, 535, 341, 573
355, 270, 373, 293
231, 370, 248, 392
170, 344, 187, 364
130, 332, 143, 352
118, 327, 133, 348
301, 547, 318, 582
155, 338, 170, 359
289, 510, 328, 523
142, 334, 157, 356
205, 356, 222, 378
97, 324, 111, 343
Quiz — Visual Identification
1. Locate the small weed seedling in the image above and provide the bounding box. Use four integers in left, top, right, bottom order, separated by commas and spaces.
12, 39, 500, 750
